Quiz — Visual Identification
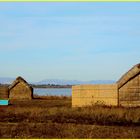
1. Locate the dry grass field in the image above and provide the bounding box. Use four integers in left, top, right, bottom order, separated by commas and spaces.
0, 95, 140, 138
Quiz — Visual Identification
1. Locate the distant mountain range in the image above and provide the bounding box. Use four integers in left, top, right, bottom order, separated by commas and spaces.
35, 79, 116, 85
0, 77, 116, 85
0, 77, 15, 84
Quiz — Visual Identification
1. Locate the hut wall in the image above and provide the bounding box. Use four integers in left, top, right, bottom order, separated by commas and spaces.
119, 73, 140, 107
9, 82, 32, 100
72, 84, 118, 107
0, 86, 9, 99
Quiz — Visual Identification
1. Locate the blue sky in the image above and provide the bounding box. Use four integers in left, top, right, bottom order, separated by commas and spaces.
0, 2, 140, 82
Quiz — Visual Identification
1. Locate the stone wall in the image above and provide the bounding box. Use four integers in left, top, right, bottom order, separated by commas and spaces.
0, 86, 9, 99
72, 84, 118, 107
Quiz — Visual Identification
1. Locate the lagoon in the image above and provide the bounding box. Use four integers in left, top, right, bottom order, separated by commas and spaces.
34, 88, 72, 96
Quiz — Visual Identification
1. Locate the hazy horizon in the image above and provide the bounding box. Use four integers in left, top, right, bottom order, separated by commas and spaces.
0, 77, 116, 84
0, 2, 140, 82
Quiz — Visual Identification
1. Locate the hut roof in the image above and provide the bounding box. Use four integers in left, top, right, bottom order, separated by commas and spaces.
117, 63, 140, 89
8, 76, 32, 90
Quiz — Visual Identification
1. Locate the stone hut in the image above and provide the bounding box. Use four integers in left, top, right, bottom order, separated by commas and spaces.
117, 63, 140, 107
8, 76, 33, 100
72, 63, 140, 107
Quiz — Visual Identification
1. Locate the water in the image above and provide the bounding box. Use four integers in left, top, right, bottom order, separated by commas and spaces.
34, 88, 72, 96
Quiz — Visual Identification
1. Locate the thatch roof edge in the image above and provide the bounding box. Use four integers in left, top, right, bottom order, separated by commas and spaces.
117, 63, 140, 89
8, 76, 33, 90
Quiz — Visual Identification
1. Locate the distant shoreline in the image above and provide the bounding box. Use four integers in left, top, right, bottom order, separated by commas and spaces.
32, 85, 72, 88
0, 84, 72, 88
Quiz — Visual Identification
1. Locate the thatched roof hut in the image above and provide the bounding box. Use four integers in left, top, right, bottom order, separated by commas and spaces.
117, 63, 140, 106
9, 76, 33, 100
